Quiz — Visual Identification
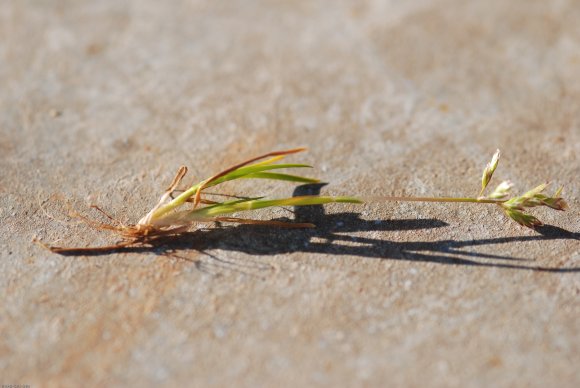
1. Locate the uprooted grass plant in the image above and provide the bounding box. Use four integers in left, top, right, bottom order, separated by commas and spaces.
40, 148, 567, 254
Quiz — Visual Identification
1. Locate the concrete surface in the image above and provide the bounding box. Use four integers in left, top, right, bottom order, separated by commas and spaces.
1, 0, 579, 387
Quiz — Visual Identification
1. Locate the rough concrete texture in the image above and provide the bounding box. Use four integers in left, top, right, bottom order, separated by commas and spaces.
1, 0, 579, 387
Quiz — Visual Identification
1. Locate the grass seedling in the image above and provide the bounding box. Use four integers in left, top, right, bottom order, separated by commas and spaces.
43, 148, 361, 253
42, 148, 567, 254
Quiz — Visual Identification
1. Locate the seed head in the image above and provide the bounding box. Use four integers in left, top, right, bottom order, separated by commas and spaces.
480, 149, 500, 196
502, 207, 543, 228
499, 183, 568, 228
535, 186, 568, 211
487, 180, 512, 199
502, 183, 567, 211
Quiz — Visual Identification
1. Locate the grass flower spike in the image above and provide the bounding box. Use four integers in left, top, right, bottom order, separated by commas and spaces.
480, 149, 500, 197
371, 149, 568, 229
499, 184, 567, 227
487, 180, 513, 200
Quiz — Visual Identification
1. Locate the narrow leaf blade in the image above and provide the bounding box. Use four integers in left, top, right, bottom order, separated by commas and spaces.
157, 195, 363, 224
241, 172, 320, 183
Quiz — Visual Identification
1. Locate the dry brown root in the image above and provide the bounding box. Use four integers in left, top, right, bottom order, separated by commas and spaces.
37, 211, 315, 255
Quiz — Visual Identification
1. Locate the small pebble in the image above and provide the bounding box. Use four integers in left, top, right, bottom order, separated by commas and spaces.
49, 109, 62, 118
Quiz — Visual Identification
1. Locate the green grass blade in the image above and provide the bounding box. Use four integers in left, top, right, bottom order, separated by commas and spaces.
248, 155, 286, 167
211, 163, 313, 185
241, 172, 320, 183
150, 164, 313, 220
192, 195, 362, 217
200, 196, 362, 217
193, 197, 265, 212
155, 195, 363, 225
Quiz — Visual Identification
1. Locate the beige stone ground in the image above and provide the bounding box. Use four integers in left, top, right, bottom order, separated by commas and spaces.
1, 1, 579, 387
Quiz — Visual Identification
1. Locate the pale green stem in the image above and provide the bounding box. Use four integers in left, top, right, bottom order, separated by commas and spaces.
149, 183, 203, 221
148, 193, 506, 225
363, 196, 506, 204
